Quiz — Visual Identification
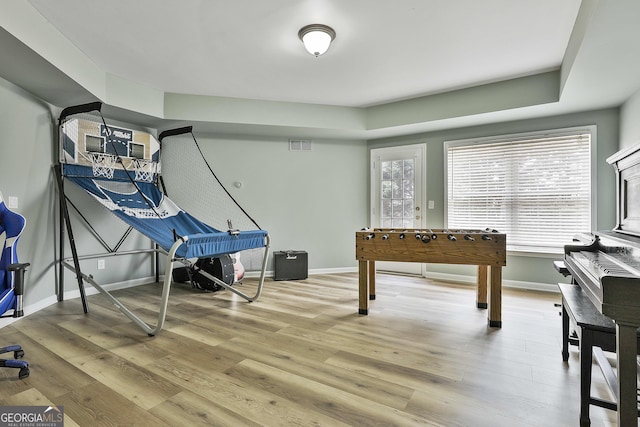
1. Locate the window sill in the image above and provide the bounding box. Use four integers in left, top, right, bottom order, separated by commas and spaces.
507, 246, 564, 258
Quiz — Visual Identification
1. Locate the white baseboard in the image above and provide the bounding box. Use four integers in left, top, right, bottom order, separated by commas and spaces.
0, 294, 59, 329
60, 275, 158, 301
1, 268, 557, 330
0, 276, 158, 329
309, 267, 358, 275
242, 267, 358, 279
423, 271, 559, 293
254, 267, 557, 293
1, 268, 359, 328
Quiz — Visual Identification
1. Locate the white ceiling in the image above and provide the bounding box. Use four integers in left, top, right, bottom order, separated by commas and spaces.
2, 1, 640, 139
24, 0, 580, 108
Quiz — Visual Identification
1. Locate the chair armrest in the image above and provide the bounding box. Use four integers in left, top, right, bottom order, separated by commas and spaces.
7, 263, 30, 272
7, 263, 29, 297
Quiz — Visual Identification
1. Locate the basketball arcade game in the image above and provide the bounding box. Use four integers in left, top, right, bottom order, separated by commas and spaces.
54, 102, 270, 336
356, 228, 506, 327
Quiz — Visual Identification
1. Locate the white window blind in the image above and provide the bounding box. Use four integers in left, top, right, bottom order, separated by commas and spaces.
446, 129, 592, 253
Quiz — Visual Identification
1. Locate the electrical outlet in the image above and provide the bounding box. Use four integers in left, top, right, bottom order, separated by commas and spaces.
8, 196, 18, 209
97, 259, 105, 270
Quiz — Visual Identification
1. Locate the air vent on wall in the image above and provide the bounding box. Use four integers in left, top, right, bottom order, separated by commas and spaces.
289, 139, 313, 151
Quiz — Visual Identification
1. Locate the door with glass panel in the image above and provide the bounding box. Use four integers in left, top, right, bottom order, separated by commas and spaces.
371, 144, 426, 275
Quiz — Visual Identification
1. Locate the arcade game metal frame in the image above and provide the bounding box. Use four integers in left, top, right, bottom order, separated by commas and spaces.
54, 102, 270, 336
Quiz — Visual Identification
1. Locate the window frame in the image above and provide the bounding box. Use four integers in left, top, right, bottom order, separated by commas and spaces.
444, 125, 597, 255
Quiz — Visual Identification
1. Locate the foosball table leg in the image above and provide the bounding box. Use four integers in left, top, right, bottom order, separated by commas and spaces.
488, 266, 502, 328
358, 260, 369, 315
477, 265, 488, 309
368, 261, 376, 300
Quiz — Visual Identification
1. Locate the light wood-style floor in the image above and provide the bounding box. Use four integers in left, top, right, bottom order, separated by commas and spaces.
0, 273, 619, 426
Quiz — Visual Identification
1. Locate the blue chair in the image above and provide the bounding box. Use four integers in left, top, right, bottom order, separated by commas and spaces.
0, 192, 30, 379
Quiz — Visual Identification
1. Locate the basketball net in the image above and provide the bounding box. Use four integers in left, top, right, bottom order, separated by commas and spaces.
89, 153, 116, 179
131, 158, 155, 183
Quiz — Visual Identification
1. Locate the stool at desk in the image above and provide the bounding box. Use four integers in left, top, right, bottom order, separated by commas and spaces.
558, 282, 640, 426
554, 260, 579, 346
553, 260, 570, 277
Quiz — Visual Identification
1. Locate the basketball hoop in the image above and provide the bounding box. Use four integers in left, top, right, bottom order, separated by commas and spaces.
89, 152, 116, 179
131, 158, 156, 182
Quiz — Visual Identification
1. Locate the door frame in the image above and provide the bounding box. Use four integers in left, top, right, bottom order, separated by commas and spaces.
370, 143, 427, 276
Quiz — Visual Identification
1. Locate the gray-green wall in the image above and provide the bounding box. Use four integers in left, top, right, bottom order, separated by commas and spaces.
368, 108, 620, 288
0, 78, 58, 311
620, 88, 640, 150
1, 65, 636, 322
0, 75, 368, 324
0, 77, 159, 317
190, 134, 369, 270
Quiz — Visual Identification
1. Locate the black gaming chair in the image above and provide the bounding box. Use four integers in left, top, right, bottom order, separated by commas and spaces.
0, 192, 30, 379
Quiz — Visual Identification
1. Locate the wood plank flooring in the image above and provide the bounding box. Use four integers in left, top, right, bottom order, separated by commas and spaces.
0, 273, 620, 426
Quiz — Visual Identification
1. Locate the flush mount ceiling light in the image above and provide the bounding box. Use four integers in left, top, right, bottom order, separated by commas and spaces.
298, 24, 336, 57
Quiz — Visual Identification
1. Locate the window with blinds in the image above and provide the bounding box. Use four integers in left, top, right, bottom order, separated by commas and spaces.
445, 127, 593, 253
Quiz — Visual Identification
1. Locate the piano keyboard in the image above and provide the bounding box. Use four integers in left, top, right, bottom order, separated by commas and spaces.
571, 250, 640, 278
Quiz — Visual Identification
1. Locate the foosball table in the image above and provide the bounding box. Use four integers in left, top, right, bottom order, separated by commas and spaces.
355, 228, 507, 327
